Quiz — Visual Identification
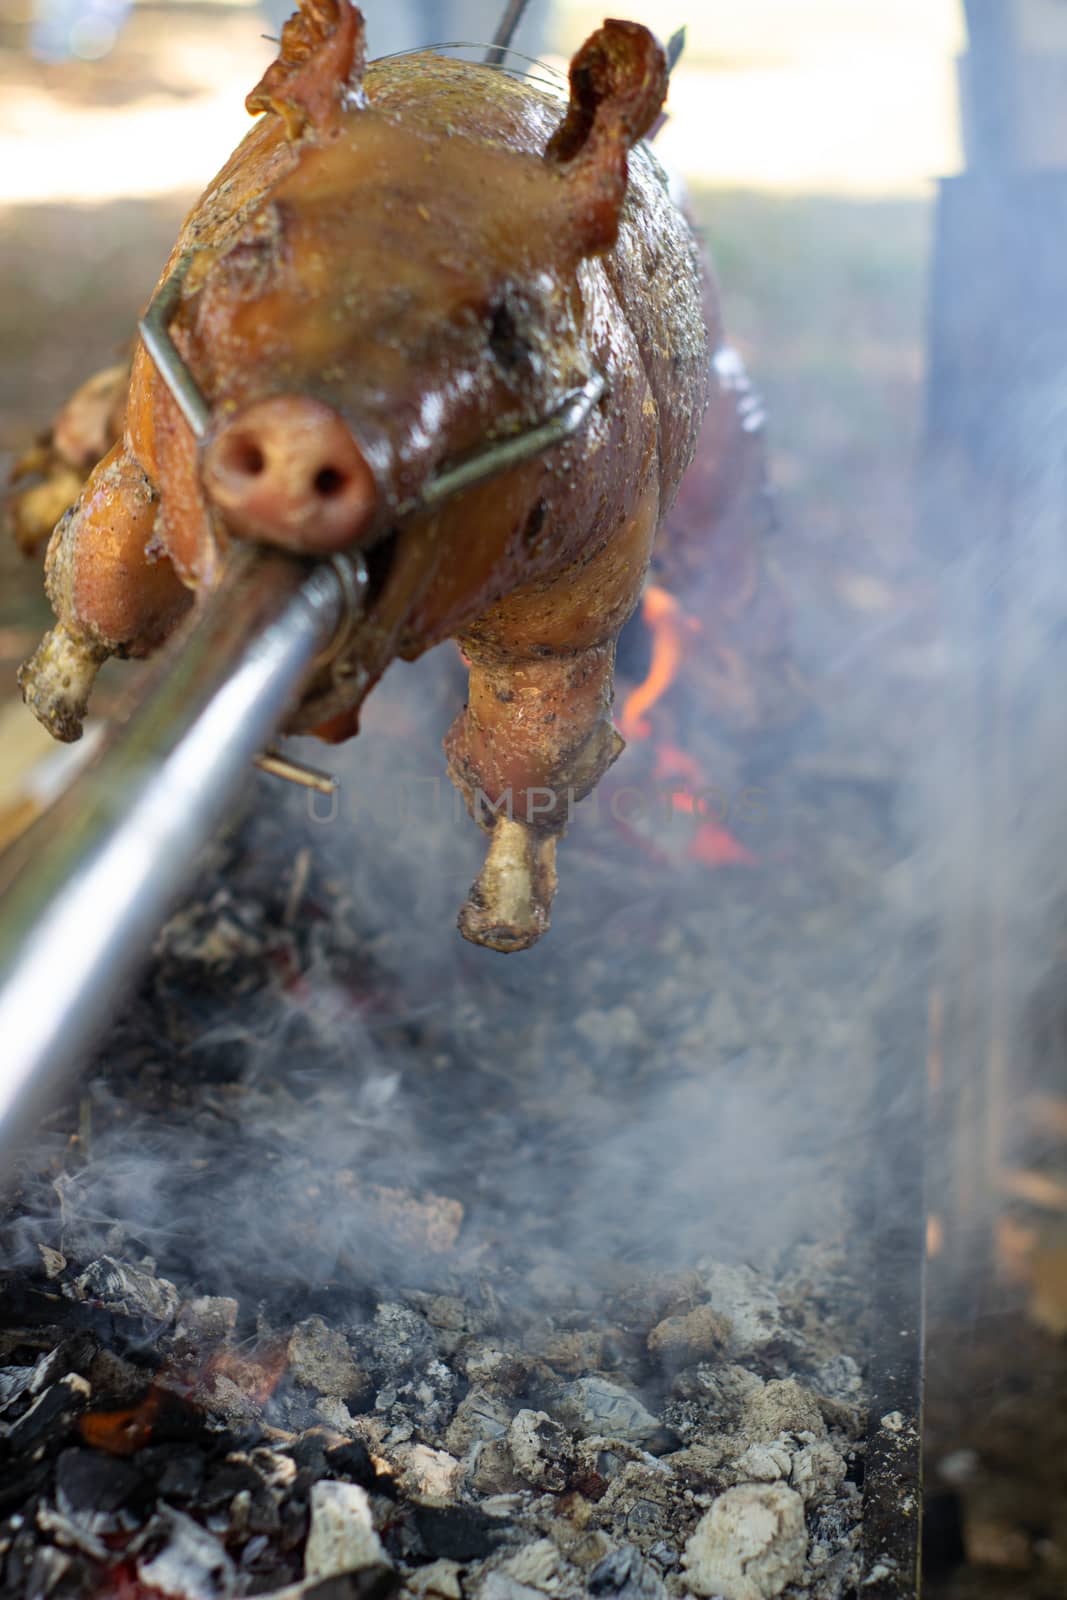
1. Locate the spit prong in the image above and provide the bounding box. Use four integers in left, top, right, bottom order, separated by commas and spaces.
255, 749, 338, 795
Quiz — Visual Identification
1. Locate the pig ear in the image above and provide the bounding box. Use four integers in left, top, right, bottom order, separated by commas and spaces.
546, 19, 668, 255
246, 0, 367, 140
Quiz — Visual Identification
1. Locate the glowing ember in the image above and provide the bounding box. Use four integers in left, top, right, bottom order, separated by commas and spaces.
78, 1391, 162, 1457
78, 1339, 289, 1458
200, 1337, 290, 1408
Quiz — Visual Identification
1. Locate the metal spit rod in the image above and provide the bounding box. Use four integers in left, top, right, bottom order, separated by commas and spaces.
0, 548, 359, 1168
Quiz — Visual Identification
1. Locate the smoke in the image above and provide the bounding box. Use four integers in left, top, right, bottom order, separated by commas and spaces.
2, 612, 912, 1345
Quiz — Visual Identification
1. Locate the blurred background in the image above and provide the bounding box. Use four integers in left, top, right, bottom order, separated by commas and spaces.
3, 3, 1067, 1597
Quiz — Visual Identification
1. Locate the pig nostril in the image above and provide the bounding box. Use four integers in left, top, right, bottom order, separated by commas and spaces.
312, 466, 347, 498
218, 434, 266, 479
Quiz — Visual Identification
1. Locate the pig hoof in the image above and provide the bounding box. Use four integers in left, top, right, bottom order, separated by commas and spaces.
17, 623, 106, 743
458, 817, 558, 953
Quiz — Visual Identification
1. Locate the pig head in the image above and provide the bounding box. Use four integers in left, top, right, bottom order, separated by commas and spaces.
18, 1, 710, 951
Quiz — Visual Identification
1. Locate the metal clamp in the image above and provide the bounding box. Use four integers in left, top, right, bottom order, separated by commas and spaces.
138, 251, 210, 442
395, 371, 608, 520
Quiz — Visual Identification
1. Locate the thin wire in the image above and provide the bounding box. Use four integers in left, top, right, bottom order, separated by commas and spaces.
485, 0, 530, 65
370, 41, 565, 79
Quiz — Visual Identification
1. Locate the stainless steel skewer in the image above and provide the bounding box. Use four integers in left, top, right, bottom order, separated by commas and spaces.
0, 547, 363, 1169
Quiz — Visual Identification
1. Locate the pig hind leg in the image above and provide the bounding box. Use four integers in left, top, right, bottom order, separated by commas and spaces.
19, 443, 192, 741
446, 638, 624, 952
445, 485, 659, 952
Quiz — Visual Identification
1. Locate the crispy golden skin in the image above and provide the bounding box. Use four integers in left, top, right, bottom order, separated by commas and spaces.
15, 3, 772, 950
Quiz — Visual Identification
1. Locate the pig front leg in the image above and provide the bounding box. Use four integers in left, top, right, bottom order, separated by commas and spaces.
19, 442, 192, 741
445, 481, 660, 952
6, 360, 129, 557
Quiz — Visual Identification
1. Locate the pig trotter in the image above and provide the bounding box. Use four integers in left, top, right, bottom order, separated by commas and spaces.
457, 818, 558, 953
18, 624, 108, 744
445, 635, 626, 951
19, 442, 192, 740
5, 361, 129, 558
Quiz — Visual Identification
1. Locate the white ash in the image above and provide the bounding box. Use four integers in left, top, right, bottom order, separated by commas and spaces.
406, 1557, 464, 1597
288, 1316, 368, 1400
445, 1387, 512, 1453
304, 1480, 386, 1580
587, 1543, 668, 1597
69, 1255, 180, 1325
683, 1484, 807, 1600
507, 1410, 574, 1492
137, 1506, 236, 1600
0, 681, 899, 1599
699, 1264, 790, 1359
175, 1296, 240, 1347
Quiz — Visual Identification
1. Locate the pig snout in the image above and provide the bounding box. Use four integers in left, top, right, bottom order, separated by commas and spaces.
200, 396, 377, 552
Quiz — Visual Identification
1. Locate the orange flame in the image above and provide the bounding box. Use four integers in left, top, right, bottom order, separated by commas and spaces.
616, 589, 757, 868
619, 586, 699, 740
77, 1338, 289, 1458
652, 741, 757, 867
201, 1338, 289, 1407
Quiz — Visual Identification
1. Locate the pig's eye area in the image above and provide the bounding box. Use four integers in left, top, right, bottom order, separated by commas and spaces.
488, 298, 531, 370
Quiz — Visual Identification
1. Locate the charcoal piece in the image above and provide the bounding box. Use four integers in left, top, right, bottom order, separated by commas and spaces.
403, 1557, 463, 1598
6, 1373, 90, 1449
136, 1505, 236, 1599
200, 1457, 268, 1510
0, 1367, 34, 1413
36, 1502, 109, 1562
325, 1439, 377, 1488
279, 1493, 311, 1555
588, 1545, 668, 1599
287, 1432, 333, 1479
37, 1246, 67, 1281
26, 1543, 76, 1599
70, 1258, 179, 1327
28, 1335, 98, 1397
276, 1571, 400, 1600
173, 1297, 239, 1347
286, 1433, 381, 1495
0, 1279, 70, 1329
409, 1505, 507, 1564
85, 1347, 153, 1408
556, 1379, 663, 1448
3, 1521, 39, 1595
645, 1541, 680, 1572
490, 1540, 564, 1593
0, 1455, 50, 1514
147, 1447, 207, 1501
506, 1410, 574, 1492
360, 1305, 434, 1383
55, 1447, 140, 1517
208, 1464, 281, 1541
647, 1307, 731, 1371
289, 1318, 368, 1400
445, 1387, 511, 1455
